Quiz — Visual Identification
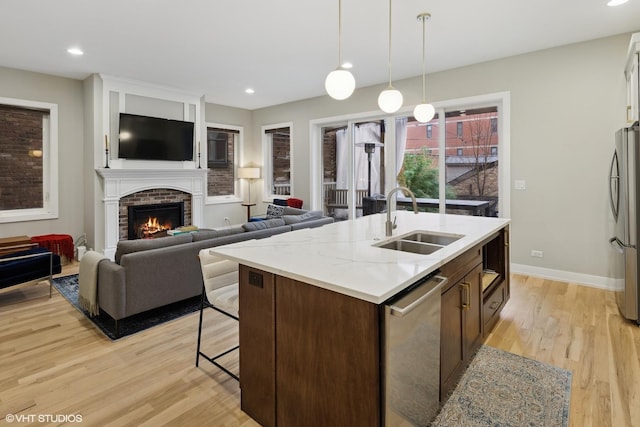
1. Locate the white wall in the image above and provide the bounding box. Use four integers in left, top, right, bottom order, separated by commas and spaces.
0, 66, 85, 244
202, 102, 254, 227
248, 33, 632, 287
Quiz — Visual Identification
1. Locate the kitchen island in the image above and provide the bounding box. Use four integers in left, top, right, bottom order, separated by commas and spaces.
211, 211, 510, 427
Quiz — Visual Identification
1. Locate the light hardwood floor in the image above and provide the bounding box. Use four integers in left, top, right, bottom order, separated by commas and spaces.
1, 266, 639, 426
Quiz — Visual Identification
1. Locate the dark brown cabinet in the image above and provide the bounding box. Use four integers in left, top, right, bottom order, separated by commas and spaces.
239, 266, 380, 427
238, 265, 276, 427
439, 226, 509, 400
481, 226, 510, 334
440, 254, 483, 399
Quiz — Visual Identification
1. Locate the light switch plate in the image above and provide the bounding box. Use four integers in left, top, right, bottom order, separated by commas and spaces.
514, 180, 526, 190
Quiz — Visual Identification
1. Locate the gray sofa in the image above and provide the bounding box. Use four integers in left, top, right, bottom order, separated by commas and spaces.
96, 208, 333, 334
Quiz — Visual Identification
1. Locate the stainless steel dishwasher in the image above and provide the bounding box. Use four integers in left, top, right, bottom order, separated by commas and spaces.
383, 273, 447, 426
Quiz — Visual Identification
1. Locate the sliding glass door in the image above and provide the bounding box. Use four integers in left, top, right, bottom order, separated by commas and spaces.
320, 120, 387, 220
312, 92, 508, 220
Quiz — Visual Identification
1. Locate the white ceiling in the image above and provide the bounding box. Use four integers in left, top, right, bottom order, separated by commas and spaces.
2, 0, 640, 110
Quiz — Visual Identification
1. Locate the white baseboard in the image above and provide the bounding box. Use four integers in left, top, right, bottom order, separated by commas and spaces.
510, 263, 621, 291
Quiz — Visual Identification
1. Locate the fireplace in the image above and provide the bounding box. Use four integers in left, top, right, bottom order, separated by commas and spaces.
128, 202, 185, 240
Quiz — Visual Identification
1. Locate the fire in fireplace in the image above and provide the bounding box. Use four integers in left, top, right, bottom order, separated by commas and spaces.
128, 202, 184, 240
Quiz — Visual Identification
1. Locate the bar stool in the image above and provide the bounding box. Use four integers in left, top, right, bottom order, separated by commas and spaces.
195, 248, 240, 381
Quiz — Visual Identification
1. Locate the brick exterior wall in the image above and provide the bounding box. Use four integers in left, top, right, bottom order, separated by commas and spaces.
207, 130, 235, 197
118, 189, 192, 240
272, 128, 290, 193
323, 130, 337, 182
0, 104, 45, 209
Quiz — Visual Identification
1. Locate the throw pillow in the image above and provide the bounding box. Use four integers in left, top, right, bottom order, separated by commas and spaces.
282, 206, 307, 215
282, 215, 303, 225
266, 203, 285, 219
242, 218, 286, 231
282, 210, 323, 225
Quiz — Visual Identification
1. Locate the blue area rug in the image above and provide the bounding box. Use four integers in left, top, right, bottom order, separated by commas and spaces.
52, 274, 201, 341
433, 345, 572, 426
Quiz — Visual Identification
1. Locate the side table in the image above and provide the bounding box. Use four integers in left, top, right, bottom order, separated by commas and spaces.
0, 235, 32, 256
241, 203, 256, 222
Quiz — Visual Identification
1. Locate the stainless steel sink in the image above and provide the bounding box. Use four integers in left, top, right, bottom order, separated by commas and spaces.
374, 231, 464, 255
401, 231, 463, 246
377, 239, 443, 255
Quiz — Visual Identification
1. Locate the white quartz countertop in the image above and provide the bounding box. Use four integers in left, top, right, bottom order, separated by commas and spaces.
210, 211, 510, 304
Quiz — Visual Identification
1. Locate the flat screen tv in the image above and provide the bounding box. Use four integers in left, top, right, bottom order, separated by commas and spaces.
118, 113, 194, 161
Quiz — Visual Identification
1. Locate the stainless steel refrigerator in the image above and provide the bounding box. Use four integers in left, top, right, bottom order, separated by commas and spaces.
609, 125, 640, 324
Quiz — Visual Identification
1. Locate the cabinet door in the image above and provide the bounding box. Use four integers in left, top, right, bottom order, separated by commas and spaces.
239, 265, 276, 427
440, 282, 464, 400
275, 275, 380, 427
462, 263, 483, 359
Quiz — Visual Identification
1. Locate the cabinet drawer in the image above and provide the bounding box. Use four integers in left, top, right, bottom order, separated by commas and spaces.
440, 245, 482, 292
483, 280, 505, 333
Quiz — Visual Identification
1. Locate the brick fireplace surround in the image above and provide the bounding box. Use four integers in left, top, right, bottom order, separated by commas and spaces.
96, 168, 207, 260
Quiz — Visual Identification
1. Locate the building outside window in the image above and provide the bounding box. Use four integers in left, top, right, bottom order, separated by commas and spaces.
263, 124, 292, 198
403, 106, 500, 216
0, 98, 58, 223
206, 124, 242, 201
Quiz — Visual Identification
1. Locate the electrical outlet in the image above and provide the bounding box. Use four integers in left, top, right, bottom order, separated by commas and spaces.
531, 250, 543, 258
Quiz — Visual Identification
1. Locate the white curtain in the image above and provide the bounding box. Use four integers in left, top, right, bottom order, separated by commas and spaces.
336, 128, 348, 189
354, 122, 382, 195
395, 117, 408, 179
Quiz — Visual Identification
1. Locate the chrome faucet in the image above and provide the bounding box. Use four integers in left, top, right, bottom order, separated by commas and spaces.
385, 186, 419, 236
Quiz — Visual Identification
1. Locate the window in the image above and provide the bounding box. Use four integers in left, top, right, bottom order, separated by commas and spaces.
445, 107, 500, 216
311, 92, 509, 220
263, 123, 292, 198
0, 97, 58, 223
207, 130, 229, 168
398, 104, 501, 217
206, 124, 242, 201
401, 115, 440, 199
426, 124, 432, 139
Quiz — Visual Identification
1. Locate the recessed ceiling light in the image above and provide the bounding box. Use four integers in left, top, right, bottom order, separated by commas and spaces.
67, 47, 84, 56
607, 0, 629, 6
245, 88, 255, 94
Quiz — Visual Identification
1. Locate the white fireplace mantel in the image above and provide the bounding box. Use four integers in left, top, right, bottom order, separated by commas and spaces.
96, 168, 208, 259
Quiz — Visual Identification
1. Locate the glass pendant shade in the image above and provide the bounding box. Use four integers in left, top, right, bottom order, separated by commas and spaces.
325, 68, 356, 100
414, 103, 435, 123
378, 87, 403, 113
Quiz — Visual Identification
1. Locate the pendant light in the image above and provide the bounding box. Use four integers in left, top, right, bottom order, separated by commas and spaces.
413, 12, 435, 123
325, 0, 355, 100
378, 0, 402, 113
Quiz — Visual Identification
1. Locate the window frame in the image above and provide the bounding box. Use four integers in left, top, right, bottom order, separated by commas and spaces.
0, 97, 58, 223
262, 122, 293, 201
205, 122, 244, 205
309, 91, 511, 219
